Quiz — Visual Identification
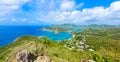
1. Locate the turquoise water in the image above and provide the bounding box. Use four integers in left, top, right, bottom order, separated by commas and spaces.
0, 26, 72, 47
40, 31, 72, 41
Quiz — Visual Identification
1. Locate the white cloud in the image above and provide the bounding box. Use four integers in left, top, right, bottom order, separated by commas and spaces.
0, 0, 29, 5
60, 0, 83, 11
40, 1, 120, 25
11, 18, 17, 22
0, 18, 5, 22
61, 0, 75, 10
0, 0, 120, 25
0, 5, 20, 16
22, 18, 27, 22
0, 0, 18, 5
0, 0, 30, 16
110, 1, 120, 11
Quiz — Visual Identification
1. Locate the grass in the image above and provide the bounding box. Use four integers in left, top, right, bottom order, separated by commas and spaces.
0, 27, 120, 62
0, 36, 94, 62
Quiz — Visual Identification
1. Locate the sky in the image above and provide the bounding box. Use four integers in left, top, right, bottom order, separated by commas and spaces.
0, 0, 120, 25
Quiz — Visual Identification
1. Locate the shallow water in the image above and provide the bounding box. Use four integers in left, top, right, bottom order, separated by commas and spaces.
0, 26, 72, 47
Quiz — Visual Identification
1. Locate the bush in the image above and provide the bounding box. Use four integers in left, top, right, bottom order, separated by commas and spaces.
90, 52, 114, 62
103, 55, 114, 62
90, 52, 104, 62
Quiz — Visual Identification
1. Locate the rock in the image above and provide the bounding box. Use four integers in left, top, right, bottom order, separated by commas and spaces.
88, 49, 94, 52
6, 57, 9, 62
81, 59, 95, 62
78, 46, 84, 49
34, 55, 51, 62
76, 42, 79, 45
77, 49, 84, 51
15, 49, 51, 62
16, 50, 35, 62
79, 41, 85, 45
85, 44, 89, 48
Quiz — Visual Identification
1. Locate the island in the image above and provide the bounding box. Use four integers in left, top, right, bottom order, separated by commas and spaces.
0, 25, 120, 62
41, 26, 69, 34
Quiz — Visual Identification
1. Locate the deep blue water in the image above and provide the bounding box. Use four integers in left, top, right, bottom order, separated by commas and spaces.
0, 26, 72, 47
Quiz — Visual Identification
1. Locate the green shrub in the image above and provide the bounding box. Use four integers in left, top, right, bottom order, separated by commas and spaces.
90, 52, 104, 62
103, 55, 114, 62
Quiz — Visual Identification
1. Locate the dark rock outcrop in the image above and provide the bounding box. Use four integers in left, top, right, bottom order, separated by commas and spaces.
16, 50, 35, 62
16, 50, 51, 62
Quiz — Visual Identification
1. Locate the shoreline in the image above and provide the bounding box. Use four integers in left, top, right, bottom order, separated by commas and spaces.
41, 28, 74, 41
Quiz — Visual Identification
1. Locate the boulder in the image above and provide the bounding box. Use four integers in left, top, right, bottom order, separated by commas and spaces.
81, 59, 95, 62
16, 50, 35, 62
34, 55, 51, 62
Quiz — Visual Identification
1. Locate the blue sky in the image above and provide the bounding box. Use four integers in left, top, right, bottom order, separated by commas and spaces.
0, 0, 120, 25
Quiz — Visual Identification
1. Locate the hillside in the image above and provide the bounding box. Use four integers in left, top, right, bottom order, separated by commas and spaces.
0, 26, 120, 62
0, 36, 95, 62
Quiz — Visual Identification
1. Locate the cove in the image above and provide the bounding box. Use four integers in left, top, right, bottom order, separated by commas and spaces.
0, 26, 72, 47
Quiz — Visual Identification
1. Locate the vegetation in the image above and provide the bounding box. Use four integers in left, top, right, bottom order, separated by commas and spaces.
41, 27, 69, 33
0, 36, 92, 62
60, 27, 120, 62
0, 25, 120, 62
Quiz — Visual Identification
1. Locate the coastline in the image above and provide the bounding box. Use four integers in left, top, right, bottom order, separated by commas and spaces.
41, 28, 74, 41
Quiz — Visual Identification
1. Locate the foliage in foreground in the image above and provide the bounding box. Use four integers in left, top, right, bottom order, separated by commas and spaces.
0, 27, 120, 62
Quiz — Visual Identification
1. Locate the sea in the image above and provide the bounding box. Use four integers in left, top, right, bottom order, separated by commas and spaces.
0, 26, 72, 47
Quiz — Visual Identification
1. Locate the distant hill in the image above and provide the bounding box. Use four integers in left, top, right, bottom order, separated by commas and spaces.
0, 25, 120, 62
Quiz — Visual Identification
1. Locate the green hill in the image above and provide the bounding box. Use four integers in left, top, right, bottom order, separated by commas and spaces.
0, 26, 120, 62
0, 36, 93, 62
